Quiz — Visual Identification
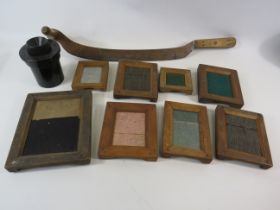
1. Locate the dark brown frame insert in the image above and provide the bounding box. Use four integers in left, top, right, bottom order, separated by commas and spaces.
113, 60, 158, 102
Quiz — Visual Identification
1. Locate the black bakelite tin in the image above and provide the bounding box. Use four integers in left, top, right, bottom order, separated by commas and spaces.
19, 37, 64, 87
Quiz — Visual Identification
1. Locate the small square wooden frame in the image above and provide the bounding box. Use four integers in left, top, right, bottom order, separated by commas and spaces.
72, 60, 109, 91
98, 102, 158, 161
159, 67, 193, 94
5, 90, 92, 172
198, 64, 244, 108
162, 101, 212, 163
215, 105, 273, 169
113, 60, 158, 102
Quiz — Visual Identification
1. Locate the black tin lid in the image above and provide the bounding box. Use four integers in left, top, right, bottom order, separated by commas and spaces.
19, 36, 60, 62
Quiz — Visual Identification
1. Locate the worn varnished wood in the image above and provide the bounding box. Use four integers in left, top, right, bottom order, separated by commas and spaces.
42, 26, 236, 61
162, 101, 212, 163
215, 105, 273, 169
5, 90, 92, 172
98, 102, 158, 161
114, 60, 158, 102
198, 64, 244, 108
194, 37, 236, 48
72, 60, 109, 91
159, 67, 193, 94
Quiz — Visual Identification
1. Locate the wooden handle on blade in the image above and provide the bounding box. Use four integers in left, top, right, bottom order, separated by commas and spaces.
41, 26, 193, 61
194, 37, 236, 48
41, 26, 237, 61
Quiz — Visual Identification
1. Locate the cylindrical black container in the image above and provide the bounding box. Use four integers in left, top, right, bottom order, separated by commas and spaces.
19, 36, 64, 88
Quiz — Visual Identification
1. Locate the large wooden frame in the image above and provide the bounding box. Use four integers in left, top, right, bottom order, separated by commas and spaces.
159, 67, 193, 94
72, 60, 109, 91
215, 105, 272, 169
98, 102, 158, 161
198, 64, 244, 108
162, 101, 212, 163
5, 90, 92, 172
113, 60, 158, 102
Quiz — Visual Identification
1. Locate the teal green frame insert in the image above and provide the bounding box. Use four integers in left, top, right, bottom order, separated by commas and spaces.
159, 67, 193, 94
166, 73, 185, 86
198, 64, 244, 108
207, 72, 233, 97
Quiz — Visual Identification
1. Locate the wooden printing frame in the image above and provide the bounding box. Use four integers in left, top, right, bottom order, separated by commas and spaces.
159, 67, 193, 94
5, 90, 92, 172
72, 60, 109, 91
113, 60, 158, 102
98, 102, 158, 161
215, 105, 273, 169
162, 101, 212, 163
198, 64, 244, 108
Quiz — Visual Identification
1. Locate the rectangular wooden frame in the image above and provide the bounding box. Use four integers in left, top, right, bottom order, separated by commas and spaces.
215, 105, 272, 169
159, 67, 193, 94
98, 102, 158, 161
72, 60, 109, 91
5, 90, 92, 172
198, 64, 244, 108
162, 101, 212, 163
113, 60, 158, 102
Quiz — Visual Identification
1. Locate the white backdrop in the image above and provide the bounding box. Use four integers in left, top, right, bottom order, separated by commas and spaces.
0, 1, 280, 210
